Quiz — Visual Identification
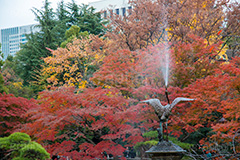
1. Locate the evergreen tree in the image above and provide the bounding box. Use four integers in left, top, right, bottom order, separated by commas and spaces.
66, 1, 107, 35
78, 4, 107, 35
0, 132, 50, 159
15, 32, 44, 84
60, 25, 89, 48
66, 0, 81, 26
55, 0, 70, 44
32, 0, 60, 48
15, 0, 60, 85
0, 43, 8, 94
0, 43, 4, 67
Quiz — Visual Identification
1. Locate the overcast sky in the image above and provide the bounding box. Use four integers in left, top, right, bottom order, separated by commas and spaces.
0, 0, 98, 30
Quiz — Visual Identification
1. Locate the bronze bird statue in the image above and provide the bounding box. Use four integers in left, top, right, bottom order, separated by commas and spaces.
141, 97, 195, 141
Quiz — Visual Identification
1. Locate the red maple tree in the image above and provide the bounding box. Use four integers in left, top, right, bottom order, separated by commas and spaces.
19, 86, 143, 159
0, 93, 36, 136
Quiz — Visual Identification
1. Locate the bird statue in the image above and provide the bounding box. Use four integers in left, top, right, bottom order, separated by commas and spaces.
141, 97, 194, 142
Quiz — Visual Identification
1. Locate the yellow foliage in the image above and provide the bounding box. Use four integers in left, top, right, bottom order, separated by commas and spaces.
40, 35, 109, 89
167, 0, 224, 44
12, 82, 23, 89
202, 3, 207, 8
78, 80, 87, 89
104, 85, 111, 89
106, 91, 112, 97
217, 45, 229, 62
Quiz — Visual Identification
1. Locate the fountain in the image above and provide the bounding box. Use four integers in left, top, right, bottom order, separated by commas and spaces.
140, 16, 195, 160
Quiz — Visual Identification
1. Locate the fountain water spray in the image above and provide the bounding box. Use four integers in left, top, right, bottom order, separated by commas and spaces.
160, 4, 169, 90
160, 2, 170, 105
161, 24, 170, 103
162, 30, 169, 88
163, 29, 170, 104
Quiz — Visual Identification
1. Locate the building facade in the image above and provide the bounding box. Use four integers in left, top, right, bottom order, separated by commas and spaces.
89, 0, 132, 18
0, 24, 38, 60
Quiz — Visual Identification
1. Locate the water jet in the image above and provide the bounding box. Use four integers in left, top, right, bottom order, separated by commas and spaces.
140, 18, 194, 160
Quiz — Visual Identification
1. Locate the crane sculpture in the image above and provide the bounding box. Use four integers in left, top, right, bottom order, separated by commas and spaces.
141, 88, 194, 142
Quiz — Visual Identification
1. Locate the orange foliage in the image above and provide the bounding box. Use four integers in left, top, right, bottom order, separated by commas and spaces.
106, 0, 228, 51
42, 35, 109, 89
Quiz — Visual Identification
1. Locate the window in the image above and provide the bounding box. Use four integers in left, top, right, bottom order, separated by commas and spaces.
116, 8, 119, 15
110, 9, 113, 18
104, 10, 107, 18
128, 6, 132, 15
10, 35, 18, 39
122, 7, 126, 16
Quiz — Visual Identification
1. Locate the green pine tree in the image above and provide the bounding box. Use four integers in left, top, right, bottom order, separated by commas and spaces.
15, 0, 61, 85
0, 43, 8, 94
78, 4, 108, 35
0, 132, 50, 160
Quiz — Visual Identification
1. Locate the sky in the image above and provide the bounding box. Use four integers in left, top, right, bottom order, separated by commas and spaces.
0, 0, 98, 30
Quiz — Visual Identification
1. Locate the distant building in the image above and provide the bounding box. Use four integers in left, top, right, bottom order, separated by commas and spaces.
89, 0, 132, 18
0, 24, 39, 60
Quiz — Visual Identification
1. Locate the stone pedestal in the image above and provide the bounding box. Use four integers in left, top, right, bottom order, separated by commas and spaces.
145, 141, 186, 160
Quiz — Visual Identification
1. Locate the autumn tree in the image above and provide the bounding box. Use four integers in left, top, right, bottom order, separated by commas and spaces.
171, 35, 224, 88
175, 56, 240, 157
91, 49, 141, 92
0, 94, 37, 137
222, 1, 240, 58
106, 0, 169, 51
19, 87, 143, 159
106, 0, 236, 51
41, 34, 108, 89
167, 0, 226, 44
1, 56, 35, 98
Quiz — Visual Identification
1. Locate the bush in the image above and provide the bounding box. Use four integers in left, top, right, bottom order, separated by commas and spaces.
0, 132, 50, 160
